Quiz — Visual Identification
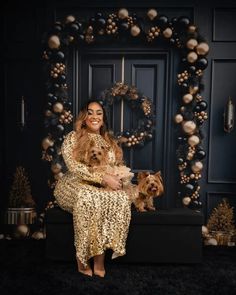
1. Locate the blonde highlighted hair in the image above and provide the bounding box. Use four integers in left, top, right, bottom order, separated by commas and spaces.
73, 100, 123, 165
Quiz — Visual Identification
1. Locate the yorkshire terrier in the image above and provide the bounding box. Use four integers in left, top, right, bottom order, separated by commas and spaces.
84, 140, 134, 190
133, 171, 164, 212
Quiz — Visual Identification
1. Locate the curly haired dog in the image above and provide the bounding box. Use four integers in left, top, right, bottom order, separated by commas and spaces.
133, 171, 164, 212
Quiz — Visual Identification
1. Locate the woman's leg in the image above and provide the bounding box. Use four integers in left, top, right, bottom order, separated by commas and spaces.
93, 253, 106, 277
76, 256, 93, 276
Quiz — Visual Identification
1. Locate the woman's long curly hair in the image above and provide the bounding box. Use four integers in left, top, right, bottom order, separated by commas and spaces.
73, 99, 123, 165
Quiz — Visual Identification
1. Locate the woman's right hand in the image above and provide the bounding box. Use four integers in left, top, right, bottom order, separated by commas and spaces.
102, 174, 122, 190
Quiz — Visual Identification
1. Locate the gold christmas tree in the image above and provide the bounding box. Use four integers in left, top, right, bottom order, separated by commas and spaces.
8, 166, 35, 207
207, 199, 235, 233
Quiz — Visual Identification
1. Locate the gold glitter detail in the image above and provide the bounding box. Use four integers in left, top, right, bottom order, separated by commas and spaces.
54, 131, 131, 267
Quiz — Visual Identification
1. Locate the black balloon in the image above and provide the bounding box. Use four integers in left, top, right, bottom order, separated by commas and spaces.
178, 16, 191, 28
189, 66, 196, 73
119, 21, 129, 32
194, 100, 207, 112
195, 149, 206, 160
196, 57, 208, 70
97, 17, 106, 28
158, 15, 169, 28
47, 147, 55, 155
177, 158, 184, 164
184, 183, 194, 195
56, 124, 65, 134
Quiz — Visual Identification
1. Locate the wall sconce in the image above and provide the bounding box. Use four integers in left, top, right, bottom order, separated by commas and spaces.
224, 97, 234, 133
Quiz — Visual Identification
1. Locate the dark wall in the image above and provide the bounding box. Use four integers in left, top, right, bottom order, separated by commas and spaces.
2, 0, 236, 222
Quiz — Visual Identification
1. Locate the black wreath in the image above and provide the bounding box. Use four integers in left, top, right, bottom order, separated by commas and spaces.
42, 8, 209, 210
99, 82, 154, 148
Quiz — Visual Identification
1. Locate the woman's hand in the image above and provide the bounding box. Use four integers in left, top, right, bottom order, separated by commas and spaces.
102, 174, 122, 190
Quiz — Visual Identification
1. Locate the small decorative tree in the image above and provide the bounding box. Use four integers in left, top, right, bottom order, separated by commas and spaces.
8, 166, 35, 208
207, 198, 235, 245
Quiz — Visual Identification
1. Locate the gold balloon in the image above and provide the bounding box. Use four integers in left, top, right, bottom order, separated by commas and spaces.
191, 161, 203, 173
51, 163, 62, 174
182, 121, 197, 134
65, 15, 76, 24
182, 197, 191, 206
48, 35, 60, 49
131, 25, 141, 37
187, 51, 198, 63
188, 25, 197, 33
147, 8, 158, 20
186, 38, 198, 50
53, 102, 64, 113
183, 93, 193, 104
14, 224, 30, 238
162, 27, 172, 38
175, 114, 184, 124
118, 8, 129, 19
42, 137, 54, 150
188, 135, 200, 146
196, 42, 209, 56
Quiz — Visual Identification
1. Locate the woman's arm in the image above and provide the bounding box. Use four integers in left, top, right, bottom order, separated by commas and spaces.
61, 131, 104, 184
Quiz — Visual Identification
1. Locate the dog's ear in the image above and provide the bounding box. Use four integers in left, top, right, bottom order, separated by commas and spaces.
137, 171, 149, 181
89, 140, 96, 147
155, 171, 163, 183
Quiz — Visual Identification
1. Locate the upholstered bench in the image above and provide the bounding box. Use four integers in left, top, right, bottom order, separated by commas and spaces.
45, 207, 204, 263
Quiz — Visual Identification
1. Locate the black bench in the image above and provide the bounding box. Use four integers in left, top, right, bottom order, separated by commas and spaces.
45, 207, 204, 263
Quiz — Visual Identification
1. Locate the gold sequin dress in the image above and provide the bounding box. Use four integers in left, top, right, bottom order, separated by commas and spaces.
54, 131, 131, 266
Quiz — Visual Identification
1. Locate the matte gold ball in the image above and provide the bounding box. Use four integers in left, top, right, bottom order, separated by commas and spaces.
14, 225, 30, 238
183, 93, 193, 104
53, 102, 64, 113
187, 51, 198, 63
162, 27, 172, 38
51, 163, 62, 174
118, 8, 129, 19
188, 25, 197, 33
147, 8, 158, 20
196, 42, 209, 55
191, 161, 203, 173
65, 15, 76, 24
186, 38, 198, 50
175, 114, 184, 124
48, 35, 60, 49
131, 25, 141, 36
188, 135, 200, 146
182, 121, 197, 134
182, 197, 191, 206
42, 137, 54, 150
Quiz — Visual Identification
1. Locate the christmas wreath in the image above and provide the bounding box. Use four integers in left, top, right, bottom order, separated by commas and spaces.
99, 82, 154, 147
41, 8, 209, 210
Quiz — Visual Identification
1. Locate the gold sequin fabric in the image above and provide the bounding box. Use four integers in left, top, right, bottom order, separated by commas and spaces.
54, 131, 131, 267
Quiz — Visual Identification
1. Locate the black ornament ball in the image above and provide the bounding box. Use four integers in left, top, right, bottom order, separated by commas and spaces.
56, 124, 65, 134
184, 183, 195, 195
195, 149, 206, 160
196, 57, 208, 70
178, 16, 191, 29
158, 15, 169, 29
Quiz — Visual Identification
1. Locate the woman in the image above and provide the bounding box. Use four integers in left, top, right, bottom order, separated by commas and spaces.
54, 100, 132, 277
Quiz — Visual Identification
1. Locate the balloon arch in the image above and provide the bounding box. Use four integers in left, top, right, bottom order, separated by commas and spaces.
41, 8, 209, 210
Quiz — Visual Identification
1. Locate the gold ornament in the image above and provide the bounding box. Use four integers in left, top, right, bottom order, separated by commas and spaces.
191, 161, 203, 173
48, 35, 60, 49
65, 15, 76, 24
182, 121, 197, 134
187, 51, 198, 63
183, 197, 191, 206
14, 224, 30, 238
147, 9, 158, 20
175, 114, 184, 124
131, 25, 141, 37
188, 25, 197, 33
42, 137, 54, 150
183, 93, 193, 104
162, 27, 172, 38
196, 42, 209, 56
118, 8, 129, 19
53, 102, 64, 113
188, 135, 200, 146
51, 163, 62, 174
186, 38, 198, 50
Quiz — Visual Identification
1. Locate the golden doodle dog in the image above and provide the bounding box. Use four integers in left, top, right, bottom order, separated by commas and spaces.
133, 171, 164, 212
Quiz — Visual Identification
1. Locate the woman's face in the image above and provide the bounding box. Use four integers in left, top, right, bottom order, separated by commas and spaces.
85, 102, 104, 134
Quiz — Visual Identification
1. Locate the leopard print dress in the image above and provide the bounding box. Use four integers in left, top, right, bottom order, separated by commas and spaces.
54, 131, 131, 267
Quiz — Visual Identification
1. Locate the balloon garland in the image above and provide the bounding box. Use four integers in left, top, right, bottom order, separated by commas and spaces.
99, 82, 154, 147
42, 8, 209, 209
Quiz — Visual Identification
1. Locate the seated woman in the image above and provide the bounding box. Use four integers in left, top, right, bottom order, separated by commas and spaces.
54, 99, 132, 277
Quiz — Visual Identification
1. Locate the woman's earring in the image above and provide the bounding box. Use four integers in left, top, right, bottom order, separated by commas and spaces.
82, 121, 86, 127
